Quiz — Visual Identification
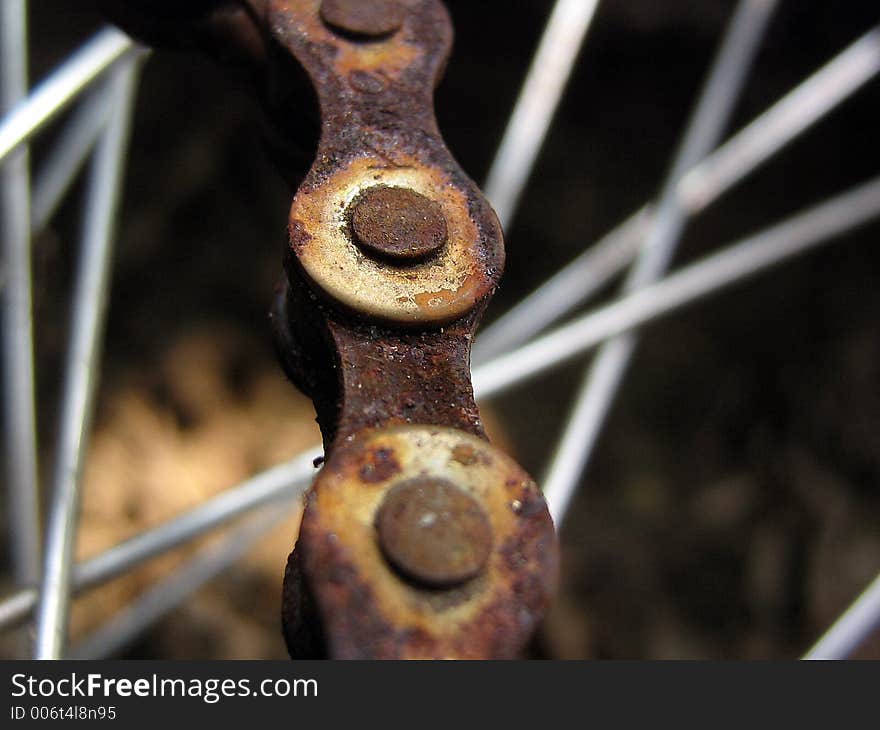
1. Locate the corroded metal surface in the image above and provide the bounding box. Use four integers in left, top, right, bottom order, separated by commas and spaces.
375, 476, 493, 587
287, 156, 500, 324
109, 0, 558, 660
283, 427, 557, 659
273, 0, 504, 326
350, 186, 448, 262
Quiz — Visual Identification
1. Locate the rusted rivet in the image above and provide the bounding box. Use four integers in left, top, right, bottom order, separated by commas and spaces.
375, 477, 493, 587
320, 0, 405, 39
350, 186, 448, 262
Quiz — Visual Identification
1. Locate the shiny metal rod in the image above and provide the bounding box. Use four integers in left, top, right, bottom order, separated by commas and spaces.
1, 0, 41, 586
680, 26, 880, 212
473, 209, 649, 364
542, 0, 779, 525
476, 24, 880, 365
473, 175, 880, 402
804, 572, 880, 660
31, 79, 115, 231
483, 0, 600, 229
34, 60, 139, 659
69, 507, 294, 659
0, 27, 134, 165
0, 450, 315, 632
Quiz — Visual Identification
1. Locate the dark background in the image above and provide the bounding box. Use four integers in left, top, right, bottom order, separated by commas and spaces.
1, 0, 878, 658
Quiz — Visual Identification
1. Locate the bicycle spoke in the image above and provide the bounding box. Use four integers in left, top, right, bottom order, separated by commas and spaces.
69, 507, 294, 660
0, 27, 134, 165
2, 0, 40, 586
483, 0, 599, 229
473, 209, 649, 364
475, 24, 880, 364
0, 590, 34, 630
34, 59, 139, 659
472, 174, 880, 400
31, 78, 115, 231
0, 451, 315, 632
804, 572, 880, 660
680, 26, 880, 212
543, 0, 778, 525
74, 452, 316, 595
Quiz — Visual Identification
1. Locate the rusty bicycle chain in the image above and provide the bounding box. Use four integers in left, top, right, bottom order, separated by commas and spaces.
106, 0, 558, 659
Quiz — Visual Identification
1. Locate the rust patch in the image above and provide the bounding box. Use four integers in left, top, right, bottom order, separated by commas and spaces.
283, 427, 558, 659
375, 477, 493, 587
358, 446, 401, 483
451, 444, 478, 466
287, 155, 501, 325
350, 185, 447, 262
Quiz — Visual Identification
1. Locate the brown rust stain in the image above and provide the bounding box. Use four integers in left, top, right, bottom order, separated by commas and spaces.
349, 184, 448, 262
358, 446, 401, 483
283, 427, 558, 659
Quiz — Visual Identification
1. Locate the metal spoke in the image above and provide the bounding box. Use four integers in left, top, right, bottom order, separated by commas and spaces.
0, 27, 134, 165
804, 572, 880, 660
473, 210, 649, 364
31, 78, 115, 231
472, 175, 880, 401
0, 590, 34, 630
680, 26, 880, 212
2, 0, 41, 586
475, 24, 880, 364
69, 506, 294, 660
542, 0, 778, 525
483, 0, 600, 229
73, 452, 315, 595
0, 450, 315, 632
34, 59, 140, 659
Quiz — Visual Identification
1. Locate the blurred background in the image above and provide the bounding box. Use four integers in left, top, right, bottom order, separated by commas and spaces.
1, 0, 879, 658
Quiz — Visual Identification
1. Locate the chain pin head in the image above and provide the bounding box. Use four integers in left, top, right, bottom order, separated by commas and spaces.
375, 476, 493, 587
320, 0, 405, 39
350, 186, 448, 262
